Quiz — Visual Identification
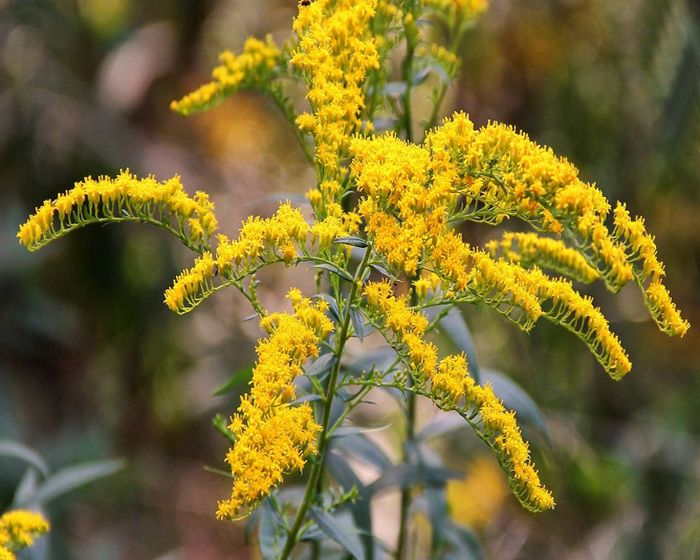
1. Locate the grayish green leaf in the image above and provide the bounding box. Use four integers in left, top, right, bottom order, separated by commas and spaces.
309, 506, 366, 560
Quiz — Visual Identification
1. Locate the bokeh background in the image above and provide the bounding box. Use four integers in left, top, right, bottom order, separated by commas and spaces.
1, 0, 699, 558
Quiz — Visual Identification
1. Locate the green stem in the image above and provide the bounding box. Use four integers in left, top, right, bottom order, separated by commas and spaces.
279, 248, 372, 560
396, 272, 420, 560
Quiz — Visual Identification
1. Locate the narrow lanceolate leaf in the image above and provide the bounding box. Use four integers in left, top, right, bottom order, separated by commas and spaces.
15, 458, 125, 507
334, 236, 368, 248
0, 440, 50, 477
481, 369, 549, 439
437, 306, 481, 383
368, 464, 460, 495
313, 262, 355, 282
305, 353, 336, 378
350, 307, 373, 341
309, 506, 366, 560
327, 451, 375, 560
212, 365, 254, 396
331, 433, 393, 471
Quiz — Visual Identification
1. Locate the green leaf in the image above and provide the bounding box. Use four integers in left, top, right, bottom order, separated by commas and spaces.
212, 365, 253, 396
259, 498, 286, 560
15, 458, 125, 507
481, 369, 549, 439
309, 506, 366, 560
305, 353, 336, 378
438, 307, 481, 384
313, 262, 354, 282
368, 464, 459, 495
316, 293, 342, 322
350, 307, 373, 342
212, 414, 235, 443
327, 451, 375, 560
334, 236, 368, 248
331, 424, 391, 438
331, 434, 392, 471
0, 440, 50, 477
12, 467, 41, 508
384, 81, 408, 97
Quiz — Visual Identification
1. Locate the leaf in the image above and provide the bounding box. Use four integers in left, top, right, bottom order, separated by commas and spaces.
0, 440, 50, 477
212, 414, 236, 443
327, 451, 374, 560
346, 346, 397, 376
369, 263, 400, 282
313, 262, 354, 282
331, 424, 391, 438
334, 236, 368, 248
442, 523, 485, 560
384, 81, 407, 97
350, 307, 373, 342
316, 293, 342, 323
305, 353, 336, 378
480, 369, 549, 440
309, 506, 366, 560
438, 307, 481, 384
15, 459, 125, 507
213, 365, 253, 396
289, 393, 323, 405
258, 498, 286, 560
368, 464, 460, 495
331, 434, 393, 471
12, 467, 41, 508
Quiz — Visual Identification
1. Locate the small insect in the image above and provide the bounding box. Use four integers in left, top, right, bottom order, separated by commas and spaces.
300, 0, 313, 6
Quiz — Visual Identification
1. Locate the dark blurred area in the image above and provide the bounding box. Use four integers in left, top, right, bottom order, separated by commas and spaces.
1, 0, 699, 558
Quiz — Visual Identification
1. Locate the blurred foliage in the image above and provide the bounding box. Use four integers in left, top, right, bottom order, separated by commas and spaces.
1, 0, 699, 558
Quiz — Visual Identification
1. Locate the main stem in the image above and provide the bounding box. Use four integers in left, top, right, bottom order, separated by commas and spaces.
396, 273, 420, 560
280, 249, 372, 560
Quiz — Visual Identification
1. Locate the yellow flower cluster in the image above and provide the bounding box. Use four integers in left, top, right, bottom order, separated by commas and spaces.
362, 280, 554, 512
217, 289, 333, 519
485, 232, 599, 284
17, 170, 218, 252
349, 112, 688, 380
170, 35, 280, 116
0, 510, 49, 559
310, 202, 362, 248
164, 203, 310, 313
291, 0, 380, 175
613, 203, 689, 336
351, 133, 455, 277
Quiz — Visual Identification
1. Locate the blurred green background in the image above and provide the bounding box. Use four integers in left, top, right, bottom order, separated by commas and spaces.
1, 0, 699, 558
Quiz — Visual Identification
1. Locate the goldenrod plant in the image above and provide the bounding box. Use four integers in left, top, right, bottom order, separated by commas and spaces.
17, 0, 689, 558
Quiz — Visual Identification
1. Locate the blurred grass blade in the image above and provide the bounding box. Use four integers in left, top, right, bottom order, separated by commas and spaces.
16, 458, 125, 507
0, 440, 50, 477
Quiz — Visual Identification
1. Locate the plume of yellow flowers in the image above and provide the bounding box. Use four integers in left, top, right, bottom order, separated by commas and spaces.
349, 111, 687, 382
362, 281, 555, 512
17, 170, 218, 253
291, 0, 380, 176
485, 232, 599, 284
170, 35, 280, 116
0, 510, 50, 560
217, 289, 333, 519
164, 202, 311, 313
